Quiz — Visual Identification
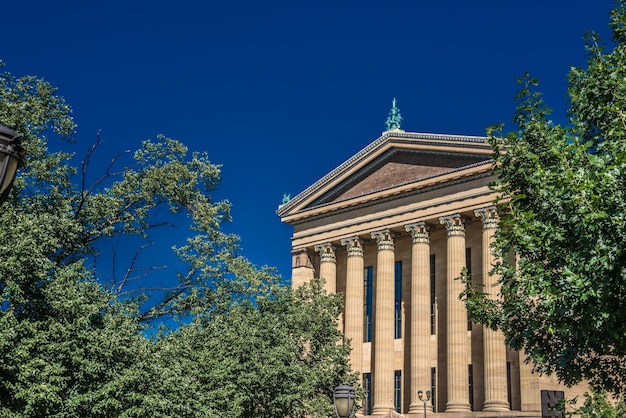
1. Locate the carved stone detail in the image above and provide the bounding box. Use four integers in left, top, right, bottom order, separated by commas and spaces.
405, 222, 430, 244
475, 206, 499, 230
291, 248, 313, 268
340, 236, 364, 257
370, 229, 394, 251
314, 242, 336, 263
440, 214, 465, 237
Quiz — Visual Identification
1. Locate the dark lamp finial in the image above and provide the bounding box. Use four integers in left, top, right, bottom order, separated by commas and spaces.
0, 124, 26, 205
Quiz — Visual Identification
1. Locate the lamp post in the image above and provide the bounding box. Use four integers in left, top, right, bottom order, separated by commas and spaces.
333, 384, 356, 418
417, 390, 431, 418
0, 124, 25, 205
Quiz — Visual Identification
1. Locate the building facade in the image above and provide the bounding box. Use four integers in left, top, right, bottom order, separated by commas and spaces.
277, 120, 586, 416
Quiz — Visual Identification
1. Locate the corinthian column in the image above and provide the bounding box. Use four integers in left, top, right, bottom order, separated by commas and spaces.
475, 207, 510, 411
341, 236, 364, 374
405, 222, 433, 415
371, 229, 395, 415
314, 242, 336, 294
440, 214, 471, 413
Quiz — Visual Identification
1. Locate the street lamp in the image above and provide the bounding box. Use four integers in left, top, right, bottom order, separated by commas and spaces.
417, 390, 431, 418
0, 124, 25, 205
333, 384, 356, 418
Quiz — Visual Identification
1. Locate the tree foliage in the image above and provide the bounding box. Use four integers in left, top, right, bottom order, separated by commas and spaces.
566, 391, 626, 418
462, 2, 626, 396
0, 62, 355, 416
155, 278, 357, 418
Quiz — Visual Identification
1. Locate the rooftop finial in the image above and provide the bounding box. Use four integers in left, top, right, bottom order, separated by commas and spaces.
385, 98, 402, 131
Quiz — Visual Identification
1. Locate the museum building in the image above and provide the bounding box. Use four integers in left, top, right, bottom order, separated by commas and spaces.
276, 103, 586, 417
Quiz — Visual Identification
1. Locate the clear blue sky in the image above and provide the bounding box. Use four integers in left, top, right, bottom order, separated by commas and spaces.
2, 0, 617, 282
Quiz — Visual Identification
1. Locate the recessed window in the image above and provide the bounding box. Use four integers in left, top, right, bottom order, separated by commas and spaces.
430, 254, 436, 335
394, 370, 402, 413
469, 364, 474, 411
363, 373, 372, 415
364, 266, 373, 342
394, 261, 402, 339
466, 247, 472, 331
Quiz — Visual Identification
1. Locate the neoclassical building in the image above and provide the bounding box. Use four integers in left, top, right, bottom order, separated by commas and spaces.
277, 104, 585, 417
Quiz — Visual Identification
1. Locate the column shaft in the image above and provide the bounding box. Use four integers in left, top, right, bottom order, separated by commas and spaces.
440, 215, 471, 413
476, 207, 510, 411
405, 223, 433, 414
341, 237, 364, 374
371, 230, 395, 415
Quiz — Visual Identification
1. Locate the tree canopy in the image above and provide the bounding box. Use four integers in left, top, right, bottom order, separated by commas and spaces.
0, 61, 356, 417
462, 1, 626, 397
0, 59, 242, 320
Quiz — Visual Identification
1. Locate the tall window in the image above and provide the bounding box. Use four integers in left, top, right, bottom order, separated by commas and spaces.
364, 266, 373, 342
394, 260, 402, 339
507, 361, 512, 408
430, 254, 436, 335
466, 247, 472, 331
468, 364, 474, 411
431, 367, 437, 413
363, 373, 372, 415
394, 370, 402, 413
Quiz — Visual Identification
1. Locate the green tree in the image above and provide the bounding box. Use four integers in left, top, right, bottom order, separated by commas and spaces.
0, 62, 356, 416
462, 2, 626, 396
567, 391, 626, 418
0, 60, 242, 321
153, 278, 358, 418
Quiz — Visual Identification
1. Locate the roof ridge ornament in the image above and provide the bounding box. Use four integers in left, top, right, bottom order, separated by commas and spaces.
385, 98, 403, 131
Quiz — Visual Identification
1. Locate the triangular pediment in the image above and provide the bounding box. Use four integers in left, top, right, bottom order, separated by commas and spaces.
311, 148, 487, 206
277, 131, 493, 223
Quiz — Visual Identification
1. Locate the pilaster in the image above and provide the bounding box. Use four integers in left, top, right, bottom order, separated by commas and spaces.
291, 248, 314, 289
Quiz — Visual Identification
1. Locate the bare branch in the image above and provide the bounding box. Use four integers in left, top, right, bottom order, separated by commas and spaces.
117, 285, 187, 297
135, 267, 202, 322
108, 242, 168, 295
74, 131, 132, 219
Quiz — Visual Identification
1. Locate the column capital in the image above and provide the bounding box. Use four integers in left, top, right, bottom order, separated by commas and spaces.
370, 229, 394, 251
439, 214, 465, 237
475, 206, 499, 230
340, 236, 364, 257
405, 222, 430, 244
314, 242, 336, 263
